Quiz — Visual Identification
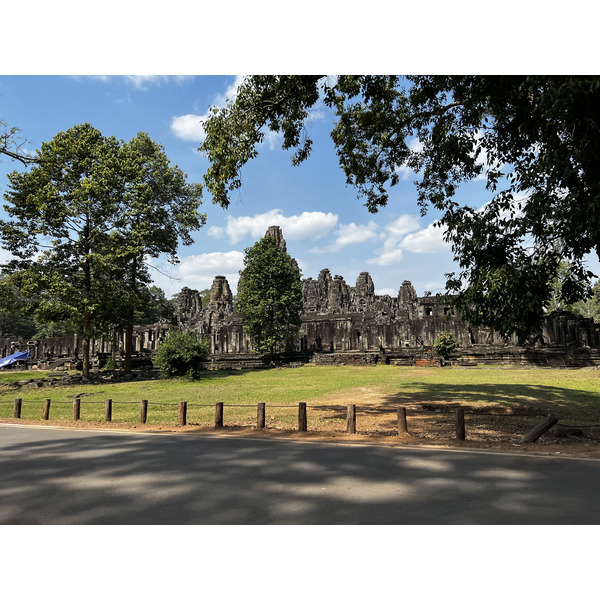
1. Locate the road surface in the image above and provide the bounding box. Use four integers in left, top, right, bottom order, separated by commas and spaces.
1, 423, 599, 524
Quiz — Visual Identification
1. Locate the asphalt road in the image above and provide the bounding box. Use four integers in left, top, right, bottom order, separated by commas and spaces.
1, 423, 599, 524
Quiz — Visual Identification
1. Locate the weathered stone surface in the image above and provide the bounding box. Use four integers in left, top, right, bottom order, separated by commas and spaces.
177, 287, 202, 326
3, 225, 600, 370
171, 226, 600, 360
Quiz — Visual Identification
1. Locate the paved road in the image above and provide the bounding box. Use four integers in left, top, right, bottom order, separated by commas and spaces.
1, 423, 599, 524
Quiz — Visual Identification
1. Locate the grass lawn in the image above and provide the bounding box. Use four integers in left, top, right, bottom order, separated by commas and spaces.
1, 364, 600, 442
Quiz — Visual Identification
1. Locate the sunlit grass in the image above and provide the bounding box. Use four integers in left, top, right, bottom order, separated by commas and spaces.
1, 364, 600, 430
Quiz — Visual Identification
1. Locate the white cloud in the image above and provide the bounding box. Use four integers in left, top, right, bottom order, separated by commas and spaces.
310, 221, 379, 254
381, 214, 421, 250
170, 76, 245, 144
207, 225, 225, 239
177, 251, 245, 292
170, 114, 208, 143
211, 75, 246, 106
336, 222, 379, 246
367, 248, 404, 266
224, 209, 338, 244
375, 287, 396, 296
78, 75, 194, 91
400, 222, 450, 254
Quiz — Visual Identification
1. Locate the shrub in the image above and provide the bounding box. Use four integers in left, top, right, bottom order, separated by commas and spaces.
433, 332, 461, 361
153, 329, 209, 379
103, 357, 118, 371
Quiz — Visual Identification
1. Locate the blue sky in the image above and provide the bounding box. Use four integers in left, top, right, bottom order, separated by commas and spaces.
0, 74, 501, 299
1, 8, 596, 300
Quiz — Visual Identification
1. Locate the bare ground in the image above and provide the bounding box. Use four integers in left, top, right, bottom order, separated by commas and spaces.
3, 391, 599, 459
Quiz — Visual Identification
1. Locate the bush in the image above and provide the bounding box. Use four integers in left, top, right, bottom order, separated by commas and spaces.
153, 329, 209, 379
103, 357, 118, 371
433, 332, 461, 361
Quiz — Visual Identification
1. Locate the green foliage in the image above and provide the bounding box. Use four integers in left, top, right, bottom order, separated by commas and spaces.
153, 329, 209, 379
134, 286, 176, 326
236, 236, 303, 356
569, 280, 600, 322
0, 274, 36, 337
103, 357, 118, 370
31, 317, 76, 340
200, 75, 600, 342
433, 332, 461, 360
0, 124, 205, 375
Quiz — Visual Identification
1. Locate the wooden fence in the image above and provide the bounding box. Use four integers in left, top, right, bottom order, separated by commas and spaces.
0, 397, 565, 443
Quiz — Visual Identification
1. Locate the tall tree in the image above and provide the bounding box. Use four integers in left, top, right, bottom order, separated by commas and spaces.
1, 124, 122, 377
236, 235, 303, 356
115, 131, 204, 372
0, 124, 205, 377
200, 76, 600, 343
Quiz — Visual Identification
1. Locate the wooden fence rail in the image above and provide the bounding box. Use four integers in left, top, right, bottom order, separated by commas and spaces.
2, 397, 585, 445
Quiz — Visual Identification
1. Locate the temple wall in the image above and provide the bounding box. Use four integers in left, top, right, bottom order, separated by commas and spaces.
3, 226, 599, 368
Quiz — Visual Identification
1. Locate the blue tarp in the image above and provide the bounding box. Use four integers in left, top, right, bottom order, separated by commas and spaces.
0, 351, 30, 369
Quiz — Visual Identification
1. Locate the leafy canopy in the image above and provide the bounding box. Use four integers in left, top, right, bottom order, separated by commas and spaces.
0, 123, 205, 375
236, 235, 303, 356
200, 76, 600, 343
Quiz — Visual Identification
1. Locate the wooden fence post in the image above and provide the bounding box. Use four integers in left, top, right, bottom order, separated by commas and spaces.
455, 408, 465, 440
518, 415, 558, 444
346, 404, 356, 434
257, 402, 266, 428
140, 399, 148, 424
13, 398, 22, 419
298, 402, 307, 432
105, 399, 112, 422
178, 401, 187, 426
215, 402, 223, 428
397, 406, 408, 435
42, 398, 51, 420
73, 398, 81, 421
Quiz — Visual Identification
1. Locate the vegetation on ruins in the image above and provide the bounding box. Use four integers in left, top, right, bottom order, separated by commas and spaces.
200, 76, 600, 343
0, 123, 204, 379
433, 332, 461, 361
153, 328, 209, 379
236, 235, 303, 356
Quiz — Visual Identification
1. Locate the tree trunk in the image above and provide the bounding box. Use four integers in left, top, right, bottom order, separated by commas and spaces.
82, 307, 91, 381
82, 219, 91, 381
123, 309, 134, 374
123, 252, 139, 374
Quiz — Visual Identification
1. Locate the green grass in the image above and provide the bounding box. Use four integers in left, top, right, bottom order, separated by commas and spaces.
1, 364, 600, 430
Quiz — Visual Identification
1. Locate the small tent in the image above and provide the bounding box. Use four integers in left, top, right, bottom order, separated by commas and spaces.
0, 351, 30, 369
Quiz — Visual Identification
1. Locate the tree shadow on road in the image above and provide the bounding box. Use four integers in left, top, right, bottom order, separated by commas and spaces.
1, 426, 600, 525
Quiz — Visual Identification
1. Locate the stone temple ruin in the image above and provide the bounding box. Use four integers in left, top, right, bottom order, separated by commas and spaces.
175, 226, 600, 368
2, 225, 600, 369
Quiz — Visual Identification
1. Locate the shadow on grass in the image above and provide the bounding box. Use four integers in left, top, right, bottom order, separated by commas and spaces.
380, 382, 600, 419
